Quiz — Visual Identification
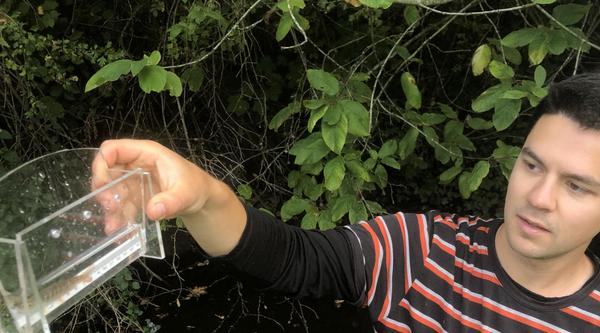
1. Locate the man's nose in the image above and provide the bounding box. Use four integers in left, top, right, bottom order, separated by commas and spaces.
527, 177, 557, 211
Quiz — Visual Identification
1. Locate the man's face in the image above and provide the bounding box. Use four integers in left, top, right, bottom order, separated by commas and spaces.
503, 114, 600, 261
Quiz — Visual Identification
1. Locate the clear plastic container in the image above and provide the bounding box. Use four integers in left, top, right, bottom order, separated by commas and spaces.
0, 148, 165, 333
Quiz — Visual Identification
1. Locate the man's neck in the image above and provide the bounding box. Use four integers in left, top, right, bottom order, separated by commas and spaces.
495, 224, 594, 298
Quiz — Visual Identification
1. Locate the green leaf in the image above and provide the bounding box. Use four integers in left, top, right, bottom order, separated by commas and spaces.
340, 100, 370, 137
137, 65, 168, 94
466, 116, 493, 130
276, 0, 305, 11
381, 157, 401, 170
237, 184, 252, 200
422, 127, 440, 148
547, 30, 568, 55
493, 140, 522, 179
438, 103, 457, 119
323, 102, 342, 125
0, 129, 12, 140
85, 59, 132, 92
493, 99, 521, 131
403, 5, 419, 25
471, 83, 510, 113
443, 120, 464, 140
269, 102, 301, 130
397, 128, 419, 160
288, 170, 301, 188
324, 156, 346, 191
471, 44, 491, 76
322, 114, 348, 154
181, 66, 204, 92
301, 211, 319, 229
350, 73, 370, 82
458, 161, 490, 199
359, 0, 394, 9
374, 164, 388, 188
470, 160, 490, 190
502, 45, 523, 65
301, 161, 323, 176
534, 65, 546, 87
400, 72, 421, 109
552, 4, 590, 26
303, 178, 324, 200
281, 196, 309, 221
347, 80, 372, 103
303, 99, 327, 110
421, 113, 446, 126
534, 0, 555, 4
276, 13, 293, 41
349, 201, 368, 224
289, 133, 330, 165
501, 28, 540, 48
395, 46, 411, 60
307, 69, 340, 96
346, 159, 371, 182
164, 71, 183, 97
130, 59, 147, 77
488, 60, 514, 80
528, 33, 548, 65
308, 105, 328, 132
501, 90, 528, 99
146, 51, 161, 66
378, 140, 398, 159
331, 195, 353, 221
434, 145, 451, 164
439, 164, 462, 184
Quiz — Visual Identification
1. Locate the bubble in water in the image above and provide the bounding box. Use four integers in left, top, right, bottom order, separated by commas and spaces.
18, 208, 25, 214
66, 251, 73, 258
49, 228, 62, 239
82, 210, 92, 220
38, 172, 45, 179
64, 182, 70, 187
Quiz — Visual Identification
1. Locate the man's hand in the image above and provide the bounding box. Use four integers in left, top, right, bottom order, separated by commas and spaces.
93, 139, 247, 256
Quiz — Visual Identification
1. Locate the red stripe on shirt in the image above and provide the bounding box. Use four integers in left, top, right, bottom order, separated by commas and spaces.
359, 222, 382, 304
399, 299, 443, 333
477, 226, 490, 233
375, 216, 393, 321
454, 259, 501, 285
561, 307, 600, 326
432, 235, 455, 257
437, 217, 458, 230
453, 285, 563, 333
412, 281, 487, 332
590, 290, 600, 302
393, 213, 411, 293
416, 214, 429, 261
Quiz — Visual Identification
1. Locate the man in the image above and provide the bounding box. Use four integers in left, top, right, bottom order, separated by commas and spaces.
96, 73, 600, 331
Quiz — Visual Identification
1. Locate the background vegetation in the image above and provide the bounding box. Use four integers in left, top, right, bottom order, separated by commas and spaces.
1, 0, 599, 331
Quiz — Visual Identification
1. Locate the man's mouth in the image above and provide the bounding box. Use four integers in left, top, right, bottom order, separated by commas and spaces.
517, 214, 550, 233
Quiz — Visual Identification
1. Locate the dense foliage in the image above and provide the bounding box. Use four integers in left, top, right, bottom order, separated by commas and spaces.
1, 0, 599, 331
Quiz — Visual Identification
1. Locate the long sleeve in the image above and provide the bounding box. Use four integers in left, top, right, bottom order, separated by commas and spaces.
207, 205, 367, 305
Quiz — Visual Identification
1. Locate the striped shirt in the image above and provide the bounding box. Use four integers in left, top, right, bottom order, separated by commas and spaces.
346, 212, 600, 332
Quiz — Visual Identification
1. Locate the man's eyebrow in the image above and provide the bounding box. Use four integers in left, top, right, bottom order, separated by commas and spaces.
522, 147, 600, 188
521, 147, 544, 167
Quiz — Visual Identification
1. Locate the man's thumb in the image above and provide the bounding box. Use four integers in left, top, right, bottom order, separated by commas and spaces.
147, 192, 183, 220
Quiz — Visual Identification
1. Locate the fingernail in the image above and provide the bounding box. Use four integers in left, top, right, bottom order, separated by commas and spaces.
154, 202, 166, 218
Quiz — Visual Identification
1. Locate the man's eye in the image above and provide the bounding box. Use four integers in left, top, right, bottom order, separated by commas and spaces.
524, 160, 537, 171
568, 182, 587, 194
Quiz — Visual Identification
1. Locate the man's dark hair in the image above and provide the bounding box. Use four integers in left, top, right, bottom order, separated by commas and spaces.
532, 72, 600, 130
